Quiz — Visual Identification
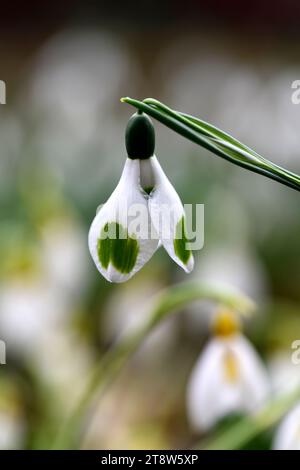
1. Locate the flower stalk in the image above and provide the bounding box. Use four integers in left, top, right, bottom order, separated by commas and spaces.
121, 97, 300, 193
51, 281, 254, 449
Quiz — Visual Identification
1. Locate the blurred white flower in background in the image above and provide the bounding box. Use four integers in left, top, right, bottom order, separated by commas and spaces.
186, 310, 270, 432
273, 403, 300, 450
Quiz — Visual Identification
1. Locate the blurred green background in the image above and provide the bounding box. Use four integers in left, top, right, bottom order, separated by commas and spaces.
0, 0, 300, 449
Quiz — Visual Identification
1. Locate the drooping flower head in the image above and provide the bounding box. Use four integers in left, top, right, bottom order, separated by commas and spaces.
89, 111, 194, 282
186, 309, 270, 431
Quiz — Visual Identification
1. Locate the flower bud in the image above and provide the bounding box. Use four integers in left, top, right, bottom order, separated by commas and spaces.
125, 111, 155, 159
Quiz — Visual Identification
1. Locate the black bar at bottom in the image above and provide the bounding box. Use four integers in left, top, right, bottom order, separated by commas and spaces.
0, 449, 295, 466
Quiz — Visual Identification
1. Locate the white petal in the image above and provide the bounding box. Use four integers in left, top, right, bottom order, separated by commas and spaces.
186, 335, 270, 432
230, 335, 270, 413
148, 156, 194, 273
187, 339, 229, 431
88, 158, 159, 282
273, 403, 300, 450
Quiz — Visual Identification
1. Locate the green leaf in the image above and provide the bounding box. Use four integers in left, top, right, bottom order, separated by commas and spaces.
200, 388, 300, 450
121, 97, 300, 192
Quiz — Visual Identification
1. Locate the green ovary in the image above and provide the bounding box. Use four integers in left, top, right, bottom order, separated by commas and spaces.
97, 222, 139, 274
173, 216, 192, 265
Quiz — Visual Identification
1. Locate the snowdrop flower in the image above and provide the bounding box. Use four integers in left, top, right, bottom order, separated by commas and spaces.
186, 310, 270, 431
89, 112, 194, 282
273, 403, 300, 450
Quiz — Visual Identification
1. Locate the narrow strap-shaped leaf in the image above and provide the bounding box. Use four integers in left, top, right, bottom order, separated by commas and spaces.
121, 97, 300, 192
201, 387, 300, 450
145, 98, 300, 185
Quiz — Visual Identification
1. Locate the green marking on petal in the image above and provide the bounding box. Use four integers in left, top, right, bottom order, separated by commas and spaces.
143, 186, 154, 195
174, 216, 192, 265
98, 223, 111, 269
97, 222, 139, 274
